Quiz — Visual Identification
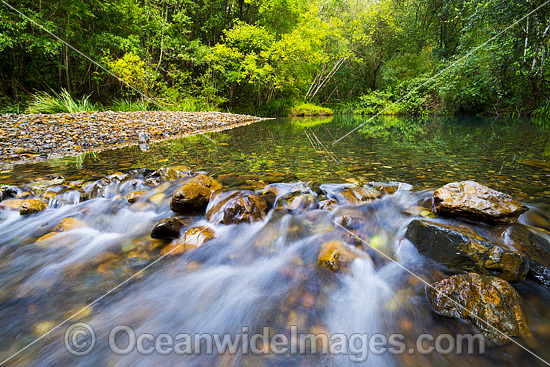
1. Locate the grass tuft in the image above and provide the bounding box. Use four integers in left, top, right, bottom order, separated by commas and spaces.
532, 99, 550, 120
109, 98, 153, 112
26, 89, 99, 114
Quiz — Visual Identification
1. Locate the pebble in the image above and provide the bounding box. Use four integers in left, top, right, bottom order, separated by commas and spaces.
0, 111, 264, 165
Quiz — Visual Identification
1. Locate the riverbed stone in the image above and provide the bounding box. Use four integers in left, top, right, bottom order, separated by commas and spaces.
127, 191, 146, 203
274, 192, 317, 213
490, 224, 550, 287
0, 186, 17, 202
19, 199, 47, 215
318, 241, 361, 272
183, 226, 215, 247
159, 226, 215, 256
433, 181, 528, 223
318, 199, 339, 211
426, 273, 530, 345
159, 165, 190, 181
0, 199, 24, 211
321, 184, 381, 206
206, 190, 268, 225
108, 172, 127, 182
29, 177, 65, 196
55, 217, 86, 232
405, 219, 529, 282
151, 217, 182, 239
170, 174, 222, 213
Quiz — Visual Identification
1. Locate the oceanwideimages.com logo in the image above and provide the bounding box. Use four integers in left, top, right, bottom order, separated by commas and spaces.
65, 322, 485, 362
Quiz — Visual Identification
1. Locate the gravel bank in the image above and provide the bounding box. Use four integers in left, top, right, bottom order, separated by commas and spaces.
0, 111, 264, 166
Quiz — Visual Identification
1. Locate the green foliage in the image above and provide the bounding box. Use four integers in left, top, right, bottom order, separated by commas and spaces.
532, 100, 550, 120
0, 102, 25, 114
291, 103, 333, 116
108, 98, 153, 112
102, 53, 159, 97
256, 98, 293, 117
354, 91, 398, 115
26, 89, 99, 114
75, 151, 99, 169
329, 101, 360, 115
1, 0, 549, 116
169, 96, 219, 112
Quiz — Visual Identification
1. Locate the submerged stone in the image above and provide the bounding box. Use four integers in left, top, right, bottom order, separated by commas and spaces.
170, 174, 222, 213
427, 273, 530, 345
274, 192, 317, 213
127, 191, 146, 203
159, 165, 190, 181
159, 226, 215, 256
19, 199, 47, 215
0, 199, 24, 211
183, 226, 215, 247
433, 181, 528, 223
325, 184, 381, 205
490, 224, 550, 287
0, 186, 18, 202
55, 217, 86, 232
405, 219, 529, 282
318, 199, 339, 211
206, 190, 267, 225
29, 177, 65, 196
151, 217, 183, 239
318, 241, 362, 272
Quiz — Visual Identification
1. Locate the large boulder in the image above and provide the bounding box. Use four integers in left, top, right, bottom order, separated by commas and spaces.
433, 181, 528, 223
490, 224, 550, 287
405, 219, 529, 282
427, 273, 529, 345
206, 190, 267, 225
170, 174, 222, 213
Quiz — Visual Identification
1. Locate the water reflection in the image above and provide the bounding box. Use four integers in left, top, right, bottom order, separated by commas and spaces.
1, 115, 549, 203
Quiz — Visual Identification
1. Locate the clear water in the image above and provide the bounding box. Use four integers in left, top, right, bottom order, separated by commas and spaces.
2, 115, 549, 202
0, 115, 549, 367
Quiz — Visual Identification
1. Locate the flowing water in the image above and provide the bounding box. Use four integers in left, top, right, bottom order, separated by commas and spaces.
0, 115, 549, 367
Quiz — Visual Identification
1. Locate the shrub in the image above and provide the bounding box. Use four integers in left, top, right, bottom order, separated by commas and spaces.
290, 103, 333, 116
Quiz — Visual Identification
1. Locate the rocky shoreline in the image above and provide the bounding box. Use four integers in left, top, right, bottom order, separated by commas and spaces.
0, 111, 265, 167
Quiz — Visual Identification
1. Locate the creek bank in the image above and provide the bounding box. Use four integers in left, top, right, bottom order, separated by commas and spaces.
0, 111, 265, 166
